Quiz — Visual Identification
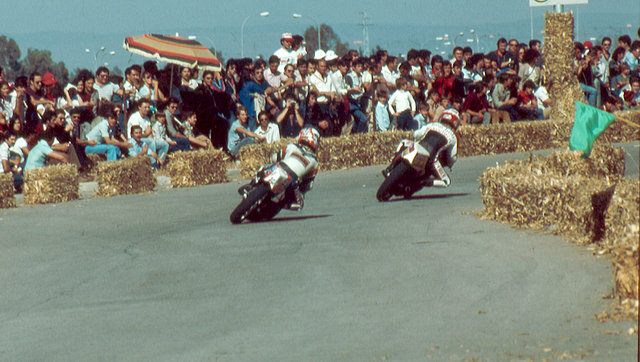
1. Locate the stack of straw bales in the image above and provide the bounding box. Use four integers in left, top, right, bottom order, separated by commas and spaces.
0, 173, 15, 208
479, 143, 638, 318
238, 132, 413, 178
23, 164, 79, 205
167, 149, 228, 187
95, 156, 156, 197
543, 11, 585, 120
238, 114, 639, 176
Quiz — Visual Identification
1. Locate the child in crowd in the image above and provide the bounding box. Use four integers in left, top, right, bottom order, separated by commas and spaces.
151, 111, 178, 153
374, 91, 391, 131
623, 76, 640, 109
413, 103, 429, 130
388, 78, 416, 131
517, 80, 543, 120
0, 132, 23, 191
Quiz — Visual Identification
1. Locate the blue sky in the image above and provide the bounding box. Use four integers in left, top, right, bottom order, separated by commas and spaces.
7, 0, 639, 32
5, 0, 639, 73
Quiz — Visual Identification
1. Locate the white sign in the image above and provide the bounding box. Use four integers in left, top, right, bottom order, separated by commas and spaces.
529, 0, 588, 6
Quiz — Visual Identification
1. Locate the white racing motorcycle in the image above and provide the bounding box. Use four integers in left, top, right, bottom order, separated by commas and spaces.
230, 128, 320, 224
377, 121, 458, 202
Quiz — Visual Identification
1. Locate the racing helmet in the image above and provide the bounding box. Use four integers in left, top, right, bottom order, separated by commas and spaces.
439, 108, 461, 131
297, 127, 320, 153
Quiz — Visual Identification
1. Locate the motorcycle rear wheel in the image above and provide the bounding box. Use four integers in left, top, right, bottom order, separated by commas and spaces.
230, 184, 270, 224
377, 162, 409, 202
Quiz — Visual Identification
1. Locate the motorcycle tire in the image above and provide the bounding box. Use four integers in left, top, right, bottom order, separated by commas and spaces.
250, 200, 282, 221
376, 162, 409, 202
230, 184, 270, 224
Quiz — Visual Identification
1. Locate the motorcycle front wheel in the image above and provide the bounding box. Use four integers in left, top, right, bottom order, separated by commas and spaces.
376, 162, 409, 202
230, 184, 270, 224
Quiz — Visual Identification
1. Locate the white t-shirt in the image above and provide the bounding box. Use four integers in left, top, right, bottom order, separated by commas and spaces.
10, 137, 28, 160
274, 47, 295, 73
382, 66, 400, 86
94, 82, 121, 101
0, 142, 10, 161
534, 86, 550, 111
308, 71, 334, 104
127, 111, 151, 138
255, 122, 280, 144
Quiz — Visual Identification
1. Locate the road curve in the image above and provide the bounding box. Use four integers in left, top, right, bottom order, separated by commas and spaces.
0, 146, 637, 360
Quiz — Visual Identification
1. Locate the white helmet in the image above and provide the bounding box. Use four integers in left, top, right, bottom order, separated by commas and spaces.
297, 127, 320, 153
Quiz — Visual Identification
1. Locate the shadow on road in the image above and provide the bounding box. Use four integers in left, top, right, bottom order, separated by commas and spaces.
269, 214, 333, 222
238, 214, 333, 224
387, 192, 470, 202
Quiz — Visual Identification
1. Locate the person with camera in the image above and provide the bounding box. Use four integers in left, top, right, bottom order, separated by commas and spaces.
276, 95, 304, 138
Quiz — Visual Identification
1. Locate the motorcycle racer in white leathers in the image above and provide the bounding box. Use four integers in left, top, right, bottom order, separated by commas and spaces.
269, 127, 320, 209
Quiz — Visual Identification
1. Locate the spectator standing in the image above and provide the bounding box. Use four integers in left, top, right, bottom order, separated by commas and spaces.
307, 59, 336, 136
93, 67, 122, 104
274, 33, 296, 73
388, 78, 416, 130
374, 91, 391, 131
518, 49, 542, 89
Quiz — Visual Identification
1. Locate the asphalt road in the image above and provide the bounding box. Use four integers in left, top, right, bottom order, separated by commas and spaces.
0, 144, 637, 360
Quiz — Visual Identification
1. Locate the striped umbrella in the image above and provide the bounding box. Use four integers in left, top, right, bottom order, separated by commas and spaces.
123, 34, 221, 71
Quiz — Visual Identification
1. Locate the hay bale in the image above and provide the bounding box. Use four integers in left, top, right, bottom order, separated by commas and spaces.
167, 149, 228, 187
23, 164, 79, 205
0, 173, 16, 208
479, 147, 639, 318
237, 113, 638, 178
478, 146, 626, 238
613, 252, 639, 303
238, 138, 291, 178
95, 156, 156, 197
543, 11, 584, 120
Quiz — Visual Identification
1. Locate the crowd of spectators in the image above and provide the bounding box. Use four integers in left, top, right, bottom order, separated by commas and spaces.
0, 29, 639, 194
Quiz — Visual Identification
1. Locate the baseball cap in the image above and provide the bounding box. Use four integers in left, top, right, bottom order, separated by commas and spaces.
42, 72, 57, 86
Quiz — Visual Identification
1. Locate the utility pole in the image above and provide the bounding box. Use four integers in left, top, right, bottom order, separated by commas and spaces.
360, 12, 370, 56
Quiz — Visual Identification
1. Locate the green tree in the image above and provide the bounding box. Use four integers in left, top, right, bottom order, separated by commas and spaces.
303, 24, 349, 58
0, 35, 70, 85
20, 48, 69, 85
0, 35, 22, 79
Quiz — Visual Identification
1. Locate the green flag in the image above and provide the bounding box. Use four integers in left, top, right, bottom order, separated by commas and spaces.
569, 101, 616, 158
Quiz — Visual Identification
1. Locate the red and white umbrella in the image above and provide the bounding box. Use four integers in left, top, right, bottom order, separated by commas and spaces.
123, 34, 221, 71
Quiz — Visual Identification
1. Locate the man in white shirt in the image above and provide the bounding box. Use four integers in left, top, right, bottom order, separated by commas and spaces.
127, 99, 168, 163
382, 56, 401, 86
274, 33, 296, 73
264, 55, 288, 89
307, 59, 336, 135
123, 65, 142, 108
93, 66, 123, 102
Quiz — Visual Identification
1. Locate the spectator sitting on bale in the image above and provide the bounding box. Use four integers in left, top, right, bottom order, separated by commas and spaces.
85, 110, 130, 161
128, 124, 163, 168
24, 129, 69, 171
0, 132, 23, 191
